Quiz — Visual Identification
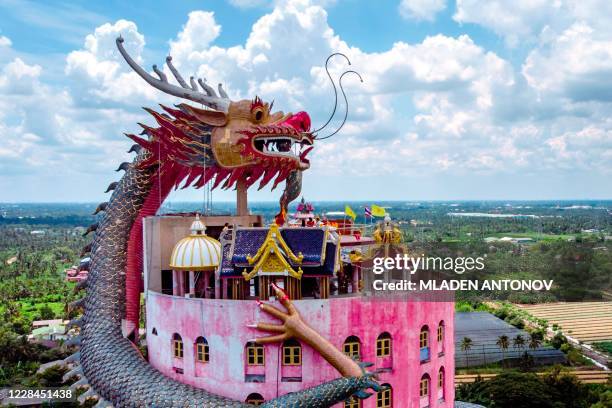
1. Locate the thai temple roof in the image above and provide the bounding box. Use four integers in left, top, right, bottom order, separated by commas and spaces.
242, 224, 304, 280
232, 227, 327, 265
221, 226, 338, 278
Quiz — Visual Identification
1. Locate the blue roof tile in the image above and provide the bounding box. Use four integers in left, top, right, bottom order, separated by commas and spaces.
280, 228, 325, 264
231, 228, 268, 264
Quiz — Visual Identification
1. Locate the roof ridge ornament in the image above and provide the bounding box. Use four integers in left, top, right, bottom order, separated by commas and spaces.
190, 213, 206, 235
242, 224, 304, 281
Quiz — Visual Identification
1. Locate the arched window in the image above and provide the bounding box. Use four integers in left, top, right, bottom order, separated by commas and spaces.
172, 333, 183, 359
376, 332, 392, 357
438, 367, 445, 400
376, 383, 392, 408
420, 326, 429, 348
437, 321, 445, 344
282, 339, 302, 366
345, 396, 361, 408
195, 337, 209, 363
245, 393, 265, 406
343, 336, 361, 360
419, 326, 430, 362
420, 374, 430, 398
246, 341, 265, 366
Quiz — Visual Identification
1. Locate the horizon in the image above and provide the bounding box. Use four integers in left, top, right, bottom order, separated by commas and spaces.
1, 0, 611, 201
2, 199, 612, 205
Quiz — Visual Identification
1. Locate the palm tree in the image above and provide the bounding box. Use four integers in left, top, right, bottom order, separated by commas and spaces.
496, 335, 510, 367
513, 334, 526, 351
460, 337, 473, 367
528, 332, 543, 352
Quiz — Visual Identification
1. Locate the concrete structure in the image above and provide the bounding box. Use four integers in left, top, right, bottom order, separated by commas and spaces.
143, 215, 455, 407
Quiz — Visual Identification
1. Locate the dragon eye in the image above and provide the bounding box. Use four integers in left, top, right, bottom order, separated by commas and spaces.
253, 109, 264, 122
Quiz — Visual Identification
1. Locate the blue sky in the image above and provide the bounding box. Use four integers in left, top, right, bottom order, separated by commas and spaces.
0, 0, 611, 203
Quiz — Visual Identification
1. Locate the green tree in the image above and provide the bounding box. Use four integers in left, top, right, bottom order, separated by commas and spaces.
542, 367, 590, 408
529, 331, 543, 351
496, 335, 510, 367
513, 334, 526, 351
460, 337, 473, 367
550, 332, 568, 349
456, 371, 554, 408
590, 390, 612, 408
39, 304, 55, 320
37, 365, 69, 387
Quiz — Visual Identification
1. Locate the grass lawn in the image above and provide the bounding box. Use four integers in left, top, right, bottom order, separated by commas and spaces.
489, 232, 576, 241
592, 341, 612, 355
18, 300, 65, 320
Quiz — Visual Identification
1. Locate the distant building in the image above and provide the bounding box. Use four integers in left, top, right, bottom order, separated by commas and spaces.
29, 320, 70, 346
30, 325, 68, 342
65, 266, 88, 282
485, 237, 533, 244
32, 319, 66, 328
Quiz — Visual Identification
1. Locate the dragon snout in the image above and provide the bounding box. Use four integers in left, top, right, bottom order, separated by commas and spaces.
284, 111, 311, 133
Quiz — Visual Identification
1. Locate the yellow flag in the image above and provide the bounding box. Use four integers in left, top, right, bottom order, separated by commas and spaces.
345, 205, 356, 220
371, 204, 387, 217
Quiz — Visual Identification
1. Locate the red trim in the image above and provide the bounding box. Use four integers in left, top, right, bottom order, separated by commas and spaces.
125, 168, 176, 340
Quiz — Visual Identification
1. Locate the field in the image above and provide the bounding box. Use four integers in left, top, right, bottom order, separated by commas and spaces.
517, 302, 612, 344
455, 369, 611, 385
488, 232, 577, 241
593, 341, 612, 354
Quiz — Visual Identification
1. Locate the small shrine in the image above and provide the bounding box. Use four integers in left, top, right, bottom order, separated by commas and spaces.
291, 197, 316, 226
169, 214, 221, 298
242, 223, 304, 300
219, 225, 340, 300
373, 215, 403, 244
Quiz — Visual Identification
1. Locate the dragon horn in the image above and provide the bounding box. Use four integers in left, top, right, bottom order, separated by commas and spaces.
116, 36, 231, 112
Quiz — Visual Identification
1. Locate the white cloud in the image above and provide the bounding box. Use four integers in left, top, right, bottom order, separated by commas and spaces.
454, 0, 563, 47
0, 35, 11, 47
522, 23, 612, 102
168, 11, 221, 62
399, 0, 446, 22
454, 0, 612, 47
0, 58, 43, 97
65, 19, 157, 104
0, 37, 137, 182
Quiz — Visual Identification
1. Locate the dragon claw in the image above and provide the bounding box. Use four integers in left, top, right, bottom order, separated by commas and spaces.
364, 378, 384, 392
353, 390, 373, 399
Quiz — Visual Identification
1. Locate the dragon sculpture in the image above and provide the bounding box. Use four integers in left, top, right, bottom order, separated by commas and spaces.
63, 36, 380, 407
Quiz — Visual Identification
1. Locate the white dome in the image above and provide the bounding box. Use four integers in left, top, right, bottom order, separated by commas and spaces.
169, 215, 221, 271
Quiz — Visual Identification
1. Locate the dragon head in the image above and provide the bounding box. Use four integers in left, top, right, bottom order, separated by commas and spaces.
214, 96, 313, 174
116, 37, 314, 192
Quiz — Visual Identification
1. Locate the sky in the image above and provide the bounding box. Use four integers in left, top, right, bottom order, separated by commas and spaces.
0, 0, 611, 203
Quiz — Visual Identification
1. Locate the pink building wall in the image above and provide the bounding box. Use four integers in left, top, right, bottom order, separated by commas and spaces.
146, 292, 454, 407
